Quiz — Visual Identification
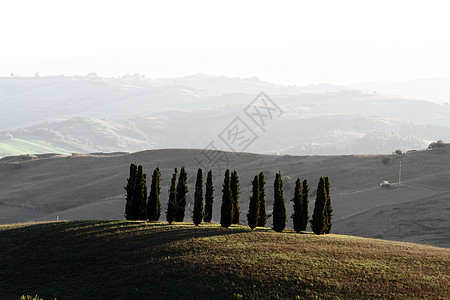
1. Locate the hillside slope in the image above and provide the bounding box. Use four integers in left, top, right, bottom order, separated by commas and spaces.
0, 148, 449, 247
0, 221, 448, 299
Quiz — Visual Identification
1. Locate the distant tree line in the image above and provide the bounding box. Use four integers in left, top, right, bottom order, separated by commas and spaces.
124, 164, 332, 234
428, 139, 446, 149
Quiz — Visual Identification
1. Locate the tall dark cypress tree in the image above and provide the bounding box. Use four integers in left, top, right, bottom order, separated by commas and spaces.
175, 166, 189, 222
272, 171, 286, 232
220, 169, 233, 228
291, 178, 303, 233
166, 168, 178, 224
142, 174, 148, 219
231, 170, 241, 224
257, 172, 267, 227
203, 170, 214, 223
133, 165, 147, 220
193, 168, 204, 226
124, 163, 137, 220
324, 177, 333, 234
147, 167, 162, 221
247, 175, 260, 229
301, 179, 310, 231
311, 177, 327, 235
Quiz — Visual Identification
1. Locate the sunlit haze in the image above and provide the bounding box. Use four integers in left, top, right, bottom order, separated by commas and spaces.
1, 0, 450, 85
1, 2, 450, 292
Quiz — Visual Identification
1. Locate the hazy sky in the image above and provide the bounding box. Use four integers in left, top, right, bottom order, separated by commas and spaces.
1, 0, 449, 85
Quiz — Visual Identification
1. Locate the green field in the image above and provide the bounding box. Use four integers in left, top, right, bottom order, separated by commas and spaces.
0, 138, 74, 157
0, 221, 448, 299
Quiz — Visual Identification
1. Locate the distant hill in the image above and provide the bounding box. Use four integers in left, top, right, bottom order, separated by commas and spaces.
1, 75, 450, 157
0, 75, 214, 131
1, 220, 448, 299
154, 73, 304, 94
1, 147, 449, 247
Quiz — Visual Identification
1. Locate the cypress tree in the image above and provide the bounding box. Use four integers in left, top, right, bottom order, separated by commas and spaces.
231, 170, 241, 224
311, 177, 327, 235
175, 166, 189, 222
147, 167, 162, 221
132, 165, 147, 220
203, 170, 214, 223
193, 168, 204, 226
291, 178, 303, 233
324, 177, 333, 234
220, 169, 233, 228
301, 179, 310, 231
257, 172, 267, 227
247, 175, 260, 229
272, 171, 286, 232
142, 174, 148, 219
166, 168, 178, 224
124, 163, 137, 220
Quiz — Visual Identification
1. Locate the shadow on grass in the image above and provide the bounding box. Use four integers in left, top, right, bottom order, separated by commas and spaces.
1, 220, 448, 299
0, 220, 328, 299
0, 220, 257, 299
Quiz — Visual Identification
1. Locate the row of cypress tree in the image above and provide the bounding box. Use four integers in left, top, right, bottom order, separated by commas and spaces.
124, 164, 215, 224
124, 164, 332, 234
167, 167, 216, 225
266, 173, 332, 235
218, 169, 332, 235
125, 163, 163, 221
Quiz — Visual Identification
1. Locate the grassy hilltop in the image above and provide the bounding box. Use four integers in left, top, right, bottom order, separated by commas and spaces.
1, 221, 449, 299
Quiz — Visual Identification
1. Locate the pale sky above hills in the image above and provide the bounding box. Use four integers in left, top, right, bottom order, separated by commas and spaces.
1, 0, 450, 85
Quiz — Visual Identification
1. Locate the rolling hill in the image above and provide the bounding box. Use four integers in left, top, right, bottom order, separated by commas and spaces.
1, 75, 450, 158
0, 147, 449, 247
4, 110, 450, 157
1, 221, 448, 299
